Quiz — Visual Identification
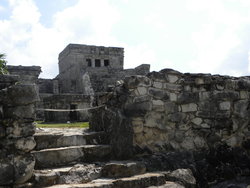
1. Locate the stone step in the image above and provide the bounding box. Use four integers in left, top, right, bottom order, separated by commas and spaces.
33, 163, 103, 187
32, 145, 111, 169
45, 172, 166, 188
35, 128, 107, 150
33, 161, 146, 187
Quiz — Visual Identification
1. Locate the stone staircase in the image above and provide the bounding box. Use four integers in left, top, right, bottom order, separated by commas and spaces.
29, 128, 195, 188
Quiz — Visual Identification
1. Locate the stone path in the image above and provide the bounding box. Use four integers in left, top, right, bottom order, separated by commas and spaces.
28, 128, 196, 188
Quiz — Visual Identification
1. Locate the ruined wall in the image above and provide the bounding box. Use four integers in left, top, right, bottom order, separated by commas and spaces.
0, 74, 39, 186
43, 94, 93, 122
89, 68, 250, 157
90, 64, 150, 93
7, 65, 41, 84
58, 44, 124, 94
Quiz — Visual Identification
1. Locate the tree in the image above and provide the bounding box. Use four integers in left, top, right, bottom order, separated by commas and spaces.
0, 53, 8, 74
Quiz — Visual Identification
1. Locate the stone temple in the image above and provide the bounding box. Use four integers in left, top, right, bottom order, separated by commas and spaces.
15, 44, 150, 122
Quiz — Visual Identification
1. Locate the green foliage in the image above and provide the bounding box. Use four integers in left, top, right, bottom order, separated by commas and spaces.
35, 121, 89, 128
0, 53, 8, 74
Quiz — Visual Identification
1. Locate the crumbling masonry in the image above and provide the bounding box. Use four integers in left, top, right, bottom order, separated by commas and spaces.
38, 44, 150, 122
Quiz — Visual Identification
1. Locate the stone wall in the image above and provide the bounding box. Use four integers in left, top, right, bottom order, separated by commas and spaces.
89, 64, 150, 93
0, 74, 39, 186
43, 94, 93, 122
89, 68, 250, 156
7, 65, 41, 84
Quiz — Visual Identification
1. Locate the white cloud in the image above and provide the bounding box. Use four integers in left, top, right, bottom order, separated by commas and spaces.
0, 0, 122, 78
1, 0, 250, 78
124, 44, 156, 70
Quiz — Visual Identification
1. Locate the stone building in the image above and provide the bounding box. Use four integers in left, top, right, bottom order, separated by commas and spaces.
37, 44, 150, 122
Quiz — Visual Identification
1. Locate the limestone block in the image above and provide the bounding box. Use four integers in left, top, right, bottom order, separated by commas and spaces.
14, 154, 35, 184
124, 75, 151, 89
194, 136, 206, 149
184, 85, 191, 91
152, 100, 165, 112
181, 137, 195, 150
240, 90, 249, 99
164, 169, 196, 187
167, 75, 179, 83
101, 161, 146, 178
177, 92, 199, 104
199, 101, 218, 113
169, 93, 177, 101
199, 91, 210, 100
137, 87, 148, 95
4, 104, 36, 120
133, 95, 151, 103
237, 79, 250, 90
124, 101, 152, 116
212, 91, 239, 100
145, 112, 167, 130
200, 123, 210, 129
153, 81, 163, 89
0, 158, 14, 185
6, 121, 36, 137
219, 101, 231, 110
164, 83, 182, 91
233, 100, 249, 118
132, 117, 144, 126
167, 112, 186, 123
216, 84, 224, 90
170, 140, 181, 150
195, 78, 204, 85
133, 133, 145, 146
15, 137, 36, 152
181, 103, 197, 112
5, 84, 39, 106
149, 88, 169, 100
191, 118, 202, 126
175, 131, 185, 143
225, 136, 238, 147
165, 102, 178, 113
133, 124, 143, 134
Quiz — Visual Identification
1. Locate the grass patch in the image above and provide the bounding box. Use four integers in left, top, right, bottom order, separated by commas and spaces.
35, 121, 89, 128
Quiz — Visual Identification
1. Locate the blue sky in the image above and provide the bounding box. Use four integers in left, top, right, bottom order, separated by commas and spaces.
1, 0, 250, 78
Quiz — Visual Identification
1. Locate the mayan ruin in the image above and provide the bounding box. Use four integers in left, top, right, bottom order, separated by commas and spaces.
1, 44, 250, 188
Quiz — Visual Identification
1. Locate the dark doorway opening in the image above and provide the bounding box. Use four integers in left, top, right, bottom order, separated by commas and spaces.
69, 104, 78, 121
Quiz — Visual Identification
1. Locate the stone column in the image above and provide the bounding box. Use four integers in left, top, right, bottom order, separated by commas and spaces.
0, 75, 39, 186
101, 59, 104, 67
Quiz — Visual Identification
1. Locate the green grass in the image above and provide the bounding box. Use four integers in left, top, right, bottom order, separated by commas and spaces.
35, 121, 89, 128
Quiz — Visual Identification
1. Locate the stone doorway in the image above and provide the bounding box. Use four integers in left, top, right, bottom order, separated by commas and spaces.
69, 104, 78, 121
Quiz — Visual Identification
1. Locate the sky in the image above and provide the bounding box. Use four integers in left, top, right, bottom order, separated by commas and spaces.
1, 0, 250, 78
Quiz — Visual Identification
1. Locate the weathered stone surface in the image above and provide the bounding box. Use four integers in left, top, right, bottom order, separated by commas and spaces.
113, 172, 166, 188
4, 104, 36, 119
5, 121, 36, 137
5, 84, 39, 106
219, 101, 231, 110
164, 169, 196, 188
101, 161, 146, 178
14, 154, 35, 184
124, 75, 151, 89
167, 75, 179, 83
181, 103, 197, 112
0, 76, 37, 186
15, 137, 36, 152
148, 181, 185, 188
149, 88, 169, 100
34, 128, 105, 150
33, 145, 111, 168
0, 158, 14, 185
234, 100, 249, 118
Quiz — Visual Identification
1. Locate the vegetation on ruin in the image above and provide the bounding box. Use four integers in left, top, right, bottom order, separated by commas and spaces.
35, 121, 89, 128
0, 53, 8, 74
